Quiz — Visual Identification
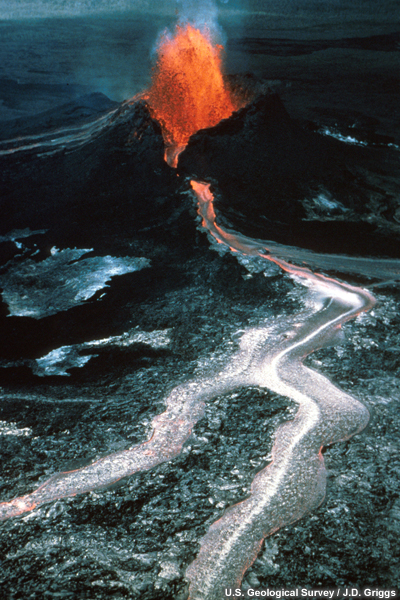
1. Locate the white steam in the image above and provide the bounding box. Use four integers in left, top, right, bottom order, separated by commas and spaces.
178, 0, 231, 40
176, 0, 219, 29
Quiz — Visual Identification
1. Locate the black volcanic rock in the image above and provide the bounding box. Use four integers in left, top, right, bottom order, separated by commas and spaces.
0, 100, 180, 252
2, 93, 400, 259
178, 93, 347, 219
178, 93, 400, 257
0, 92, 119, 141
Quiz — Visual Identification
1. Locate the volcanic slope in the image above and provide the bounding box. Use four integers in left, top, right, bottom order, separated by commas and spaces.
179, 93, 400, 258
0, 96, 399, 597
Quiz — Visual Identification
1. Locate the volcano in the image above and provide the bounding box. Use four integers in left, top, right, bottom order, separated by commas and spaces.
1, 7, 400, 600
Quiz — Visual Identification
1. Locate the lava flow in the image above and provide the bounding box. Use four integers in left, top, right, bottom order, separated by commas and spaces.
145, 23, 242, 167
185, 181, 380, 599
1, 177, 399, 598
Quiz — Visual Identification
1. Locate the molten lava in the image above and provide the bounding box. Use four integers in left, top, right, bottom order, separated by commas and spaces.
146, 24, 242, 167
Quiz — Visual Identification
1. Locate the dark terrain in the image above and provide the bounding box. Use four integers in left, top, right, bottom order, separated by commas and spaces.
0, 3, 399, 598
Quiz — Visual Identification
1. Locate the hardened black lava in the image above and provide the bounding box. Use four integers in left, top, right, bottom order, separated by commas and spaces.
0, 59, 399, 599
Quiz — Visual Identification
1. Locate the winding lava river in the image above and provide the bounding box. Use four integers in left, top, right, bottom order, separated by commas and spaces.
2, 176, 400, 599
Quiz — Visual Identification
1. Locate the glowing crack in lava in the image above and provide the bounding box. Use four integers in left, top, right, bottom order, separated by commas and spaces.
145, 23, 242, 167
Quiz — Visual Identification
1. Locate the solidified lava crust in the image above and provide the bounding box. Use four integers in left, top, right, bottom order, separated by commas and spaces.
0, 71, 399, 598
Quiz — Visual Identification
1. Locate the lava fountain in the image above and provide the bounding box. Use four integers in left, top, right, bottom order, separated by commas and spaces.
145, 23, 243, 167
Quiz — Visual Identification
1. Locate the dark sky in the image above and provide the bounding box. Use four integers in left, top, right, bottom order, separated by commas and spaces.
0, 0, 398, 20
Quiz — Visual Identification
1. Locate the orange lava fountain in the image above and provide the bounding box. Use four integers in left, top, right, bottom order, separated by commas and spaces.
146, 24, 242, 167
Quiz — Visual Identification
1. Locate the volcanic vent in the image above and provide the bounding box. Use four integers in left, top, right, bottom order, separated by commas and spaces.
144, 23, 245, 167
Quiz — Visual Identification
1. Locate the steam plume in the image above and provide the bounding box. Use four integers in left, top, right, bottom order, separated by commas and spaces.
176, 0, 220, 36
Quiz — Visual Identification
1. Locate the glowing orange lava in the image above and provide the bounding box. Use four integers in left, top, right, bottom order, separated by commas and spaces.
146, 24, 242, 167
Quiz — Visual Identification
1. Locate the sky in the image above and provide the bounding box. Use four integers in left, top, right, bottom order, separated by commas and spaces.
1, 0, 396, 20
1, 0, 177, 19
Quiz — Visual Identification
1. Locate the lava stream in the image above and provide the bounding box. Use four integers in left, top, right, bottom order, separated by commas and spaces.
186, 181, 377, 600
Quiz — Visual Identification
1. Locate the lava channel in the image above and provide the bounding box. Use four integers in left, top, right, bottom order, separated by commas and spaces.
185, 180, 381, 600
